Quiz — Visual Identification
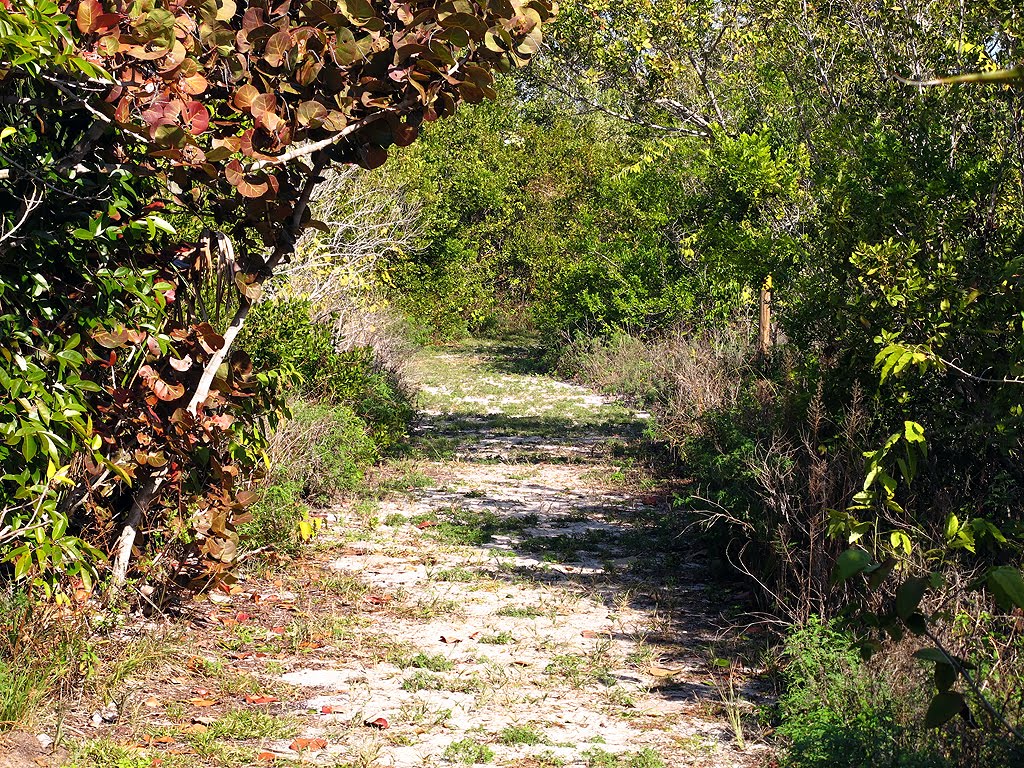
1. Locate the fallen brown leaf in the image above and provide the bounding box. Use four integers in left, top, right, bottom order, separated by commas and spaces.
648, 665, 683, 678
289, 737, 327, 751
245, 694, 279, 704
364, 717, 389, 730
439, 635, 462, 644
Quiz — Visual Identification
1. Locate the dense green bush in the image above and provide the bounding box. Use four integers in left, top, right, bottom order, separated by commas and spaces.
240, 298, 412, 449
237, 297, 413, 553
776, 618, 940, 768
272, 403, 381, 502
776, 617, 1024, 768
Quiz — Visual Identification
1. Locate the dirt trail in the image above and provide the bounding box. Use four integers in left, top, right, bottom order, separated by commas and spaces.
268, 340, 769, 767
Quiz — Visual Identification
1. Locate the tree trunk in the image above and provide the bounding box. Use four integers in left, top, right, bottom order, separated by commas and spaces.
758, 275, 773, 358
107, 473, 161, 603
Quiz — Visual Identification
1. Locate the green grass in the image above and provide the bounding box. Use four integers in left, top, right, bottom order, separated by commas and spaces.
545, 653, 617, 688
478, 631, 516, 645
498, 724, 550, 746
65, 739, 162, 768
444, 737, 495, 765
208, 709, 299, 740
0, 660, 46, 732
495, 605, 543, 618
401, 670, 483, 693
433, 566, 479, 582
424, 508, 538, 547
582, 747, 667, 768
407, 652, 455, 672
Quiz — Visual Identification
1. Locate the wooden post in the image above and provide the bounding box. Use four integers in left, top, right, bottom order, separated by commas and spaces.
758, 274, 773, 358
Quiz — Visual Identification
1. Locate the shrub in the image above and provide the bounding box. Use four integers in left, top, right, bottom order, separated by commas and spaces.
774, 617, 1024, 768
240, 401, 383, 554
0, 660, 47, 732
556, 332, 658, 405
235, 295, 415, 555
238, 480, 309, 556
776, 618, 946, 768
240, 298, 413, 449
270, 402, 381, 502
0, 589, 93, 731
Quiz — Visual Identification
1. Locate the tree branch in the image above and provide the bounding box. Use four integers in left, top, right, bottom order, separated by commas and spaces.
248, 101, 415, 172
186, 154, 331, 415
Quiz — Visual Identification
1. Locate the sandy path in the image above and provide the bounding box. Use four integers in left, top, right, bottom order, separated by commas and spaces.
265, 340, 769, 768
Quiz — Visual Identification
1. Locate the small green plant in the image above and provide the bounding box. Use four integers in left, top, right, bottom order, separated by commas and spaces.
434, 566, 478, 582
65, 739, 159, 768
408, 652, 455, 672
402, 670, 482, 693
709, 658, 746, 750
209, 709, 299, 740
545, 653, 616, 688
239, 480, 309, 555
603, 686, 637, 708
478, 631, 516, 645
0, 660, 46, 733
398, 698, 453, 727
582, 747, 666, 768
496, 605, 542, 618
444, 737, 495, 765
498, 724, 549, 745
582, 747, 620, 768
626, 748, 667, 768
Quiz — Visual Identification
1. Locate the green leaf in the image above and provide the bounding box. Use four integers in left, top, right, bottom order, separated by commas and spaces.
913, 647, 953, 664
889, 530, 912, 554
832, 548, 871, 584
904, 612, 928, 635
896, 576, 929, 619
934, 662, 956, 692
904, 421, 925, 443
987, 566, 1024, 610
14, 551, 32, 580
867, 557, 897, 591
924, 692, 964, 728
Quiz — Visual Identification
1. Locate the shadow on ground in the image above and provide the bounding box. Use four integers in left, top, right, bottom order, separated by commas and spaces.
399, 339, 770, 712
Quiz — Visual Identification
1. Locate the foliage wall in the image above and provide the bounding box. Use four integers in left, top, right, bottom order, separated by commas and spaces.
0, 0, 554, 596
